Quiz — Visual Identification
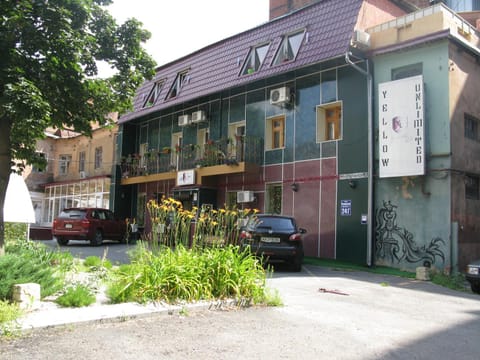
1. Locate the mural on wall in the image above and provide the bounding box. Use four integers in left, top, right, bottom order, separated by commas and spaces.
375, 201, 445, 267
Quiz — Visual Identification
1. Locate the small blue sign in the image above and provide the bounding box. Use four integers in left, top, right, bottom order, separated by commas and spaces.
340, 200, 352, 216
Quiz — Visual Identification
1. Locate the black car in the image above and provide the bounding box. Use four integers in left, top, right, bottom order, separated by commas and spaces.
466, 259, 480, 294
240, 214, 306, 271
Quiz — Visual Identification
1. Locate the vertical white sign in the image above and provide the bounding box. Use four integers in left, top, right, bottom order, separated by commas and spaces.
378, 75, 425, 178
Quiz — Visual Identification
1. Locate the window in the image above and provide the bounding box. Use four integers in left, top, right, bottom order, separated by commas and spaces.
241, 43, 270, 75
59, 155, 71, 175
465, 174, 479, 200
166, 70, 189, 99
172, 132, 182, 169
143, 81, 164, 107
266, 116, 285, 150
391, 63, 422, 80
94, 147, 102, 169
79, 151, 86, 172
139, 143, 148, 168
316, 102, 342, 142
266, 183, 282, 214
228, 122, 246, 160
33, 152, 46, 173
465, 113, 479, 141
197, 128, 209, 159
273, 30, 305, 65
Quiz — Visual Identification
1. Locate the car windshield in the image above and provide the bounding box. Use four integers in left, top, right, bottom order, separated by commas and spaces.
58, 209, 87, 219
255, 217, 295, 231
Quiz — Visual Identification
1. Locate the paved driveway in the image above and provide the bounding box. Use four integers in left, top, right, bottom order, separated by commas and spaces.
2, 264, 479, 359
266, 265, 480, 359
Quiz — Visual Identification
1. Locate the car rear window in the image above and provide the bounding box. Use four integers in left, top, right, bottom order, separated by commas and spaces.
256, 217, 295, 231
58, 209, 87, 219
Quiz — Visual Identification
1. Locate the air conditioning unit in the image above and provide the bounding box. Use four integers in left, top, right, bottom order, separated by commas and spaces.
352, 29, 370, 49
270, 87, 290, 105
178, 114, 191, 126
237, 191, 254, 203
191, 110, 206, 123
79, 171, 87, 179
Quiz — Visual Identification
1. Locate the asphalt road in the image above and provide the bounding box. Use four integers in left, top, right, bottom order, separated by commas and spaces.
1, 264, 479, 359
40, 238, 134, 264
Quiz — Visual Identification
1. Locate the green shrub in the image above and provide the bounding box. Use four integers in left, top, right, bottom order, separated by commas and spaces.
430, 270, 467, 291
55, 284, 96, 307
4, 223, 28, 242
107, 244, 269, 305
0, 254, 63, 300
6, 238, 74, 273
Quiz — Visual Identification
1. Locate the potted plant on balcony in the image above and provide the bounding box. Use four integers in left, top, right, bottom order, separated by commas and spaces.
224, 157, 239, 166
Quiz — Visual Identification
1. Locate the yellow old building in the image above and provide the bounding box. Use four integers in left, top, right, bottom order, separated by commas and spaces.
23, 116, 118, 229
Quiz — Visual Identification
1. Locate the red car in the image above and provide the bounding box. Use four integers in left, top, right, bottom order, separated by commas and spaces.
52, 208, 127, 246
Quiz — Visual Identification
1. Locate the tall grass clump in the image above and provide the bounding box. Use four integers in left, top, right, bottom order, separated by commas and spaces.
146, 197, 258, 248
0, 300, 24, 337
107, 243, 268, 305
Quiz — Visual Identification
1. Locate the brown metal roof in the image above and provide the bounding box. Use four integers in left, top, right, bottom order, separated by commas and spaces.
119, 0, 364, 124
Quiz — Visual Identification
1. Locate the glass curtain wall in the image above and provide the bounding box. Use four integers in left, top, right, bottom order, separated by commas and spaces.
44, 177, 111, 223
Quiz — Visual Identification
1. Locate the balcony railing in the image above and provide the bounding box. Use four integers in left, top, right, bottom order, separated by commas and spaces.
120, 136, 263, 178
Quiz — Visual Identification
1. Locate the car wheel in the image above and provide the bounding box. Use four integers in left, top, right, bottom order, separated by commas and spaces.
291, 254, 303, 272
91, 230, 103, 246
471, 282, 480, 294
55, 236, 69, 246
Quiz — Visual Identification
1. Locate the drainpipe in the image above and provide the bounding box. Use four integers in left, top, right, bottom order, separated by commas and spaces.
345, 51, 373, 267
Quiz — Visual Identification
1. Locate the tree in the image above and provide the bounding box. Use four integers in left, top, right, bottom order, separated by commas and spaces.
0, 0, 156, 255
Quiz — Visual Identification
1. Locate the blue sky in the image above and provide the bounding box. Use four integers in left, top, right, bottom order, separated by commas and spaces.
106, 0, 270, 67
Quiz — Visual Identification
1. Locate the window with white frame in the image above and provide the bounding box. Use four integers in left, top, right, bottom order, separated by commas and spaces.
166, 70, 189, 99
58, 155, 71, 175
171, 132, 182, 169
316, 102, 342, 142
273, 30, 305, 65
139, 143, 148, 168
143, 80, 164, 107
228, 122, 246, 159
197, 128, 209, 160
241, 43, 270, 75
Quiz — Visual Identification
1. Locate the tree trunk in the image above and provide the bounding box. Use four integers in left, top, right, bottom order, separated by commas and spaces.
0, 117, 12, 256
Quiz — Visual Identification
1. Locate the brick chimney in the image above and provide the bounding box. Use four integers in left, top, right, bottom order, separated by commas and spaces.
269, 0, 321, 20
